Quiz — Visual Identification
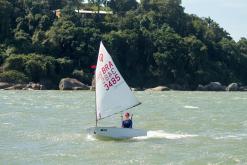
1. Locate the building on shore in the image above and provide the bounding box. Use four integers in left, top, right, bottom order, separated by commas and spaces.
55, 9, 112, 18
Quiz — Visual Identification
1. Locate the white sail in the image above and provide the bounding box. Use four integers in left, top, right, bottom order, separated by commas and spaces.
95, 42, 140, 120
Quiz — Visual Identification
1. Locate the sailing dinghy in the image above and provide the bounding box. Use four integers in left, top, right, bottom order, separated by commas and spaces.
87, 42, 147, 139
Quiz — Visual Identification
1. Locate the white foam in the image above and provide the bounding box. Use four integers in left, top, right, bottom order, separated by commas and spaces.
86, 134, 97, 141
184, 105, 199, 109
214, 134, 247, 140
215, 135, 240, 140
233, 97, 247, 100
134, 130, 198, 140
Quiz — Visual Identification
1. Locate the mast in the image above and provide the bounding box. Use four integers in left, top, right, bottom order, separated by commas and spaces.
95, 90, 98, 127
94, 75, 98, 127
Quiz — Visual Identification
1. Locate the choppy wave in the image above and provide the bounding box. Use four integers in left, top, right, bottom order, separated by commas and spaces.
134, 130, 198, 140
1, 122, 15, 128
184, 105, 199, 109
213, 133, 247, 140
26, 132, 83, 142
43, 153, 78, 158
242, 121, 247, 127
232, 97, 247, 100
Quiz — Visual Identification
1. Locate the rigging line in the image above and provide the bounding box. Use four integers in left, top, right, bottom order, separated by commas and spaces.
98, 102, 141, 121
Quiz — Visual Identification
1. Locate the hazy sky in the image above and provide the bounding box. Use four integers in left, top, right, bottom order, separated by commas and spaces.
182, 0, 247, 41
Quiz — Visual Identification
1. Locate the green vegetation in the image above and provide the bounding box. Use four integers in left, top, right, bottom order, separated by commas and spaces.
0, 0, 247, 89
0, 70, 29, 83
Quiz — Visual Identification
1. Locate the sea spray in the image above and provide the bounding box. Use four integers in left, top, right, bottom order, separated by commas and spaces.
134, 130, 198, 140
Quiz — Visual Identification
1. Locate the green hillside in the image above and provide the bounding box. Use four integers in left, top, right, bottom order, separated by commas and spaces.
0, 0, 247, 89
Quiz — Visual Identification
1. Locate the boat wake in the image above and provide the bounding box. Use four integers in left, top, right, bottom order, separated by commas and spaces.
213, 133, 247, 140
86, 134, 97, 141
134, 130, 198, 140
86, 130, 198, 141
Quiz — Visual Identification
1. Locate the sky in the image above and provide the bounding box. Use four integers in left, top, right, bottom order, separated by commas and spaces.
182, 0, 247, 41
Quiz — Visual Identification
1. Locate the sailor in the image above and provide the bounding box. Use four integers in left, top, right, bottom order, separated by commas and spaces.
121, 112, 133, 128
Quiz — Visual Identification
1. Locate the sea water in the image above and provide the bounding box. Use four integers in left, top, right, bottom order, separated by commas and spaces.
0, 91, 247, 164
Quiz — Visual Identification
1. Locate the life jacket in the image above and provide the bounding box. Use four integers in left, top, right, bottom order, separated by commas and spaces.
122, 119, 132, 128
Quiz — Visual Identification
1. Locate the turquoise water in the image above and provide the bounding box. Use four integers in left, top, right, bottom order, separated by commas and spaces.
1, 91, 247, 164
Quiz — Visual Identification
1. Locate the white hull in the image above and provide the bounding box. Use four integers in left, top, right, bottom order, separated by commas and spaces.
87, 127, 147, 139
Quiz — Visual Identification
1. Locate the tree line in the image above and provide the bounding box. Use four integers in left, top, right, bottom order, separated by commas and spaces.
0, 0, 247, 89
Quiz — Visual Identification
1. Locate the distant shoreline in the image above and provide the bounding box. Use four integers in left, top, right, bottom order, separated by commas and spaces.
1, 81, 246, 92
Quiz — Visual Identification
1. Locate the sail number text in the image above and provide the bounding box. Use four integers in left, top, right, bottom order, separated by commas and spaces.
104, 74, 120, 91
97, 61, 121, 91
